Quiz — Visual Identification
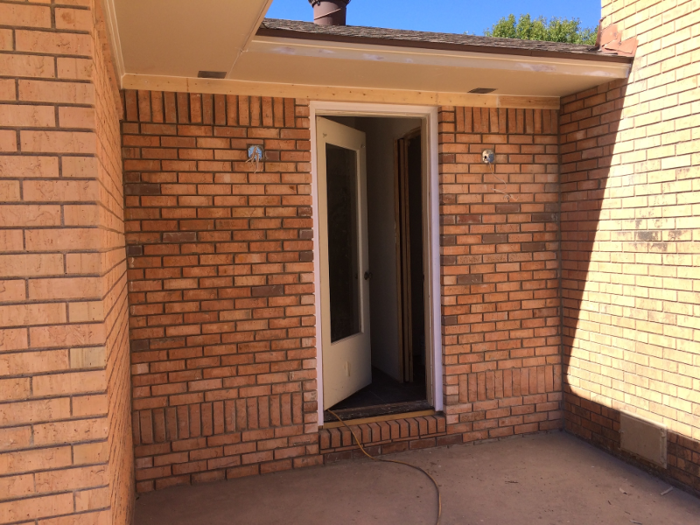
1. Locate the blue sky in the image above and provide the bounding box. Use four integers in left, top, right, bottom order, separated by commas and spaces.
266, 0, 601, 36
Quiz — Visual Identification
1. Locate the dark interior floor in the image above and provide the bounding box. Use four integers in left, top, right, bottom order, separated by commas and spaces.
326, 366, 427, 420
332, 366, 425, 410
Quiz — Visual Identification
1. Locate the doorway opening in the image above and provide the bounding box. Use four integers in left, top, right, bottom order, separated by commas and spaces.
317, 115, 431, 422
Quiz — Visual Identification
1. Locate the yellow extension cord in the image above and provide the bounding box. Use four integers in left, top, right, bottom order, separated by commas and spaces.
327, 410, 442, 525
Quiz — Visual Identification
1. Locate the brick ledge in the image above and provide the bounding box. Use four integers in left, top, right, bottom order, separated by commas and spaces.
320, 414, 456, 463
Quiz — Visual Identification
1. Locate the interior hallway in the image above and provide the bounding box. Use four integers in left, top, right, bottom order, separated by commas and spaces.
135, 432, 700, 525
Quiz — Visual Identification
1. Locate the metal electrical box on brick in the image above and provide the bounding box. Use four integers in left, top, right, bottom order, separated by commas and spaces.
620, 412, 667, 468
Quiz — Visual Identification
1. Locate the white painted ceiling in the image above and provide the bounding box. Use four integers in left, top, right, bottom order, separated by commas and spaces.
233, 36, 630, 98
111, 0, 274, 78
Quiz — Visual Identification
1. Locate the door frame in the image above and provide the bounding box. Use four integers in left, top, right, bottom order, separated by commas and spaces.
310, 102, 442, 424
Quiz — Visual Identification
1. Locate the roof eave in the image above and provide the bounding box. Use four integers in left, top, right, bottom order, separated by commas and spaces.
255, 26, 634, 65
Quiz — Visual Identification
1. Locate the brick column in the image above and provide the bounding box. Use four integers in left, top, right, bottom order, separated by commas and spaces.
0, 1, 133, 524
561, 0, 700, 494
438, 106, 563, 440
120, 91, 321, 491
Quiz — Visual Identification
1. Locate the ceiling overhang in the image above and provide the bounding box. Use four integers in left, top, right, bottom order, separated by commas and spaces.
106, 1, 632, 106
230, 35, 631, 98
104, 0, 274, 79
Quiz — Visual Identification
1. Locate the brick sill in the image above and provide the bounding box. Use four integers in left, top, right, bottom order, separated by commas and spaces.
319, 413, 454, 463
321, 409, 437, 430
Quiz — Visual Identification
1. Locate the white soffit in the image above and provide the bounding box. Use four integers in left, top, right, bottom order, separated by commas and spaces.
110, 0, 273, 78
229, 36, 631, 98
250, 36, 629, 78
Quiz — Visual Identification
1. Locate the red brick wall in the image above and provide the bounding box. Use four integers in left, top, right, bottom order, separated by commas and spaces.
123, 98, 566, 490
438, 107, 564, 441
121, 91, 321, 491
562, 0, 700, 494
93, 2, 135, 522
0, 1, 133, 524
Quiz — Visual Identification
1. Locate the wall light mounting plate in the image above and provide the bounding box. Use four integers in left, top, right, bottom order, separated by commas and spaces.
247, 145, 264, 161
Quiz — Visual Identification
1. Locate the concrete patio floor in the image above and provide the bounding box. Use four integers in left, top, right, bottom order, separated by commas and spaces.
135, 432, 700, 525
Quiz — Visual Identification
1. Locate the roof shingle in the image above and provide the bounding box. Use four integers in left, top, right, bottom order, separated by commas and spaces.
258, 19, 632, 62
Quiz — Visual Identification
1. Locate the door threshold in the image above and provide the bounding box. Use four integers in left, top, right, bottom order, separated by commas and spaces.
324, 399, 433, 424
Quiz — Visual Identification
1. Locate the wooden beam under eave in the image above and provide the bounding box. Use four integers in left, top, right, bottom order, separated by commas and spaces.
120, 74, 561, 110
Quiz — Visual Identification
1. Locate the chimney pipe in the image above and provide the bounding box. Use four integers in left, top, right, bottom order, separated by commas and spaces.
309, 0, 350, 26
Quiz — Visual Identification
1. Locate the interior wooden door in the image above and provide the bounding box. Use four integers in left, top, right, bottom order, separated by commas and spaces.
317, 117, 372, 410
396, 128, 423, 383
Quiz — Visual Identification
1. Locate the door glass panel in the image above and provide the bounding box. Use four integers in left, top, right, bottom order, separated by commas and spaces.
326, 143, 360, 342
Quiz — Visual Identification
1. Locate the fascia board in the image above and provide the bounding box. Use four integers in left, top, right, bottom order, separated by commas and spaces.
247, 36, 632, 79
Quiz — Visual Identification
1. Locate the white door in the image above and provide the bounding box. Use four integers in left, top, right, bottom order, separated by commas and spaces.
317, 117, 372, 410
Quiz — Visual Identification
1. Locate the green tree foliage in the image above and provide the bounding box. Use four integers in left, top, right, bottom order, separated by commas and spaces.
484, 14, 598, 45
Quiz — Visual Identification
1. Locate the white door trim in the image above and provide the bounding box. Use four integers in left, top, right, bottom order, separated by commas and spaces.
310, 102, 443, 425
